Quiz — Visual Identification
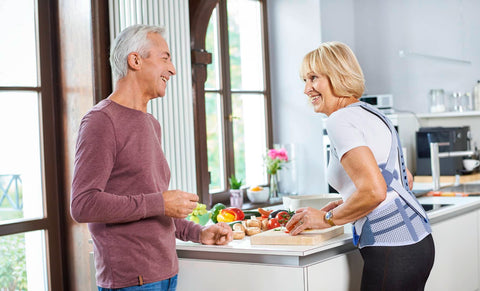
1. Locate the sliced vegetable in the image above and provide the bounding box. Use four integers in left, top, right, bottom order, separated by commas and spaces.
242, 210, 261, 218
216, 211, 236, 223
267, 218, 281, 229
211, 203, 226, 223
226, 207, 245, 221
269, 209, 288, 219
258, 208, 273, 218
275, 211, 291, 226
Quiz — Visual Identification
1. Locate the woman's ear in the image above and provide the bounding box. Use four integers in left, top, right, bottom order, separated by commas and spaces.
127, 52, 141, 71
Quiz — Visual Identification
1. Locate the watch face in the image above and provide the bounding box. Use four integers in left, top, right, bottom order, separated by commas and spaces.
325, 211, 333, 220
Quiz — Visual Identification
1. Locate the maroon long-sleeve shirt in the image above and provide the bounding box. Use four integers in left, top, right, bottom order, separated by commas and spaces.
71, 99, 202, 288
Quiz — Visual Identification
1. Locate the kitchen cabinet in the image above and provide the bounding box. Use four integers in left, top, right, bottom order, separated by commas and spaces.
425, 210, 480, 291
306, 250, 362, 290
177, 259, 306, 291
177, 249, 363, 291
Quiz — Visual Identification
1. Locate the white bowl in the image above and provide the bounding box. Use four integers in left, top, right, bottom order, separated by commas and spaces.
246, 188, 270, 203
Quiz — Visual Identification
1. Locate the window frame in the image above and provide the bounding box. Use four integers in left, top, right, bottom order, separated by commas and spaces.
190, 0, 273, 206
0, 1, 65, 290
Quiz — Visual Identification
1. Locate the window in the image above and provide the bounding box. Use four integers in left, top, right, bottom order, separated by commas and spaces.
202, 0, 272, 199
0, 0, 64, 290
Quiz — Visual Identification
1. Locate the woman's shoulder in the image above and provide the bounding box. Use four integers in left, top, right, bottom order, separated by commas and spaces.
326, 106, 365, 128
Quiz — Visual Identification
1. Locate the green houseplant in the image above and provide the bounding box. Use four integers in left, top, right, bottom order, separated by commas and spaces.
228, 174, 243, 190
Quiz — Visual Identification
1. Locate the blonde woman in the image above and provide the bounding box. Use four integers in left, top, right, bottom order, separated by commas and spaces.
286, 41, 434, 290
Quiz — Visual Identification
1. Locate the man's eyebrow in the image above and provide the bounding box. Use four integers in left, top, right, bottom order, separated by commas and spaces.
162, 52, 171, 58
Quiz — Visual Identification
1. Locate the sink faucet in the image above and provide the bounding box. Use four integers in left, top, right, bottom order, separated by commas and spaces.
430, 142, 474, 190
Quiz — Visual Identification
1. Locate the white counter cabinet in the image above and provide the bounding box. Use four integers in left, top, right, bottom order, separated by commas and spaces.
178, 259, 306, 291
306, 250, 362, 290
425, 210, 480, 291
177, 247, 363, 291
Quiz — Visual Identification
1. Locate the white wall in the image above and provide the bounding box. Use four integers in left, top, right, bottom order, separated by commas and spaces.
268, 0, 480, 193
268, 0, 356, 194
267, 0, 323, 194
330, 0, 480, 113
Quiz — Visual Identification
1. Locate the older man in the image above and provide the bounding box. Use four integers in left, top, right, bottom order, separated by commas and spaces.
71, 24, 232, 291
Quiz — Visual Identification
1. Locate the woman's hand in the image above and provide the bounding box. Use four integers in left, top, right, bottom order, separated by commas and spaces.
406, 168, 414, 190
285, 207, 331, 236
320, 199, 343, 212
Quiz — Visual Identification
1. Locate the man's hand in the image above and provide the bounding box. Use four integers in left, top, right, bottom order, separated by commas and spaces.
200, 222, 233, 245
162, 190, 199, 218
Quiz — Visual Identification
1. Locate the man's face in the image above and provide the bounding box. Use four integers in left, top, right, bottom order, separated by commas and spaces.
140, 33, 176, 99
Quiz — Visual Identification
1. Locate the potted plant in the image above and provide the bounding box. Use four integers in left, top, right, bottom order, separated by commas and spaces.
228, 174, 243, 208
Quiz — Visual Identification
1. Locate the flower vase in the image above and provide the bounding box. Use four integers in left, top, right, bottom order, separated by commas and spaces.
269, 173, 281, 202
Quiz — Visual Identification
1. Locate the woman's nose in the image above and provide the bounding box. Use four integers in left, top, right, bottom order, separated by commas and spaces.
304, 83, 312, 95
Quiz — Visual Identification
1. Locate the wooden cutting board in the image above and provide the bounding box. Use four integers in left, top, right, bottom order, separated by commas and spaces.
250, 226, 344, 245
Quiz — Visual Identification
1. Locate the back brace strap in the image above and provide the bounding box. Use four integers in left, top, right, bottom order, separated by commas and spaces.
348, 102, 431, 247
354, 197, 431, 247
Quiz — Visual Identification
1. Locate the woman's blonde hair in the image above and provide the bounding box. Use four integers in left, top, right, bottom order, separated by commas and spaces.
300, 41, 365, 99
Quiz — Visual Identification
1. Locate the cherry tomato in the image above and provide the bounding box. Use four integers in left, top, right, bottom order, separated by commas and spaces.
275, 211, 291, 226
267, 218, 281, 229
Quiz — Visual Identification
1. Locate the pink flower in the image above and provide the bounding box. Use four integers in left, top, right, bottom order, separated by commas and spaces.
268, 148, 288, 161
265, 148, 289, 174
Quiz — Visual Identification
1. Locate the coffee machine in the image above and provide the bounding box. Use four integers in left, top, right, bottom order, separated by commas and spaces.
415, 126, 471, 175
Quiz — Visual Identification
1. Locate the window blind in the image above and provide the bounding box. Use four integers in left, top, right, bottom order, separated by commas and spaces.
108, 0, 196, 193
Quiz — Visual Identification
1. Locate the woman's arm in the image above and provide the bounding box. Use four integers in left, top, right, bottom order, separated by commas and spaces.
329, 146, 387, 225
287, 146, 387, 234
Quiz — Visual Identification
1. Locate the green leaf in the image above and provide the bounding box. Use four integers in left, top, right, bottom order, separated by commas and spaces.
228, 174, 243, 189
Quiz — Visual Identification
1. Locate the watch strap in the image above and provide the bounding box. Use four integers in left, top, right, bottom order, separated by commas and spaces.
325, 210, 336, 226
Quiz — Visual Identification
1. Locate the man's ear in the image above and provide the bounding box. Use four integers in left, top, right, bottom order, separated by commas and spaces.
127, 52, 141, 71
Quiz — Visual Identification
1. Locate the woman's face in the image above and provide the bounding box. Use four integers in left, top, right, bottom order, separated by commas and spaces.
303, 72, 339, 116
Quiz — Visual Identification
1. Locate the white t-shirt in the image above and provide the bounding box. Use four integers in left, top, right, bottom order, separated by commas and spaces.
325, 104, 401, 216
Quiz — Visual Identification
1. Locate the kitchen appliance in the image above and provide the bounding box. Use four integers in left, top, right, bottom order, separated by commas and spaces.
359, 94, 394, 114
416, 126, 471, 175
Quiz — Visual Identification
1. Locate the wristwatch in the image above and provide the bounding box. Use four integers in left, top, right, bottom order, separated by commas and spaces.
324, 211, 335, 226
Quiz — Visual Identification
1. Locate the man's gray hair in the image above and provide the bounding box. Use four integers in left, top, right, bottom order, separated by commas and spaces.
110, 24, 166, 83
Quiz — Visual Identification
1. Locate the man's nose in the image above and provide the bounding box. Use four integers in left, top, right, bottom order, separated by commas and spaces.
169, 63, 176, 76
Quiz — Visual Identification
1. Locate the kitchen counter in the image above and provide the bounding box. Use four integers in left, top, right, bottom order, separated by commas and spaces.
176, 195, 480, 290
177, 226, 354, 266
